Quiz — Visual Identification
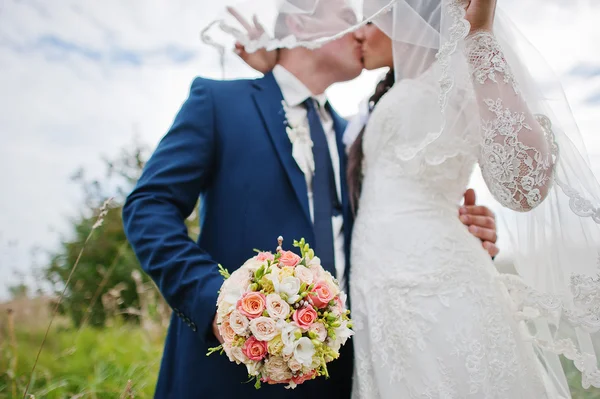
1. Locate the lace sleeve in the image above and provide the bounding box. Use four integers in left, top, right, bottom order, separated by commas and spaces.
467, 31, 556, 212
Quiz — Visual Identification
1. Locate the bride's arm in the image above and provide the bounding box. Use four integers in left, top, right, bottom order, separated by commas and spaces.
467, 31, 555, 212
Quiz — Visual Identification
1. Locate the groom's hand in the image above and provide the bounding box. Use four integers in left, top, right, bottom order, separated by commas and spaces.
213, 316, 224, 344
460, 189, 499, 258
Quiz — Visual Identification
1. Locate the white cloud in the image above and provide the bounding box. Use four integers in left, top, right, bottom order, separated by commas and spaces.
1, 0, 599, 298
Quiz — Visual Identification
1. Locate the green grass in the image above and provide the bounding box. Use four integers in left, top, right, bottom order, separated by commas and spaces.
1, 320, 598, 398
0, 322, 164, 399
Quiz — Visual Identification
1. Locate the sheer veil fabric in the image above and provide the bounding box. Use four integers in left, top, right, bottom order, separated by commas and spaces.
203, 0, 600, 392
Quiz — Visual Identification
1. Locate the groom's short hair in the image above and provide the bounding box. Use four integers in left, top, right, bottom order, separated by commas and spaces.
273, 0, 354, 40
274, 0, 319, 39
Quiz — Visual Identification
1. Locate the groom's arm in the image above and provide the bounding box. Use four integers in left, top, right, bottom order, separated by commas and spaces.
122, 78, 222, 344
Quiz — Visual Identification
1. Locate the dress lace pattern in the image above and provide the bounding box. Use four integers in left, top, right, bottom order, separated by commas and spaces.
349, 2, 587, 399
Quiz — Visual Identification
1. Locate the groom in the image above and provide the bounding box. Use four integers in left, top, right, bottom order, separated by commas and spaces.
122, 1, 499, 398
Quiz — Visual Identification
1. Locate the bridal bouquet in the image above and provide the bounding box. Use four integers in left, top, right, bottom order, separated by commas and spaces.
207, 237, 353, 389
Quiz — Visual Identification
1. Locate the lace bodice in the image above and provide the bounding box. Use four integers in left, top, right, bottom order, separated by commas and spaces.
361, 31, 555, 213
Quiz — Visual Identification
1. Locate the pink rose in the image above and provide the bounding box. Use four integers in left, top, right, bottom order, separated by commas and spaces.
219, 318, 237, 343
292, 369, 316, 385
311, 281, 335, 309
292, 306, 318, 331
279, 251, 301, 267
257, 252, 275, 262
243, 336, 268, 361
237, 292, 267, 319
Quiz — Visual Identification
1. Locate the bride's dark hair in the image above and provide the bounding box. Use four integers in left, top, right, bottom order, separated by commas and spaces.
347, 69, 395, 214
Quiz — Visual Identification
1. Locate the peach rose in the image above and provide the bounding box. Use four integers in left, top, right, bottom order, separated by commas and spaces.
266, 294, 291, 319
243, 336, 268, 361
279, 250, 301, 267
311, 281, 335, 309
219, 318, 237, 343
292, 369, 316, 385
257, 252, 275, 262
292, 306, 318, 331
287, 357, 303, 373
249, 316, 279, 341
237, 292, 267, 319
294, 265, 314, 285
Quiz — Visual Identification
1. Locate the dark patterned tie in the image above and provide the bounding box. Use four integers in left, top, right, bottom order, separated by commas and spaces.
304, 98, 339, 274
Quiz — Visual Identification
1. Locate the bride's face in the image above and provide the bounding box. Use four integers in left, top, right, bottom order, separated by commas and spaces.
355, 22, 394, 70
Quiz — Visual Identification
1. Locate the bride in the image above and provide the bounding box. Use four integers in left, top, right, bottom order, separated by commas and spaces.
210, 0, 600, 397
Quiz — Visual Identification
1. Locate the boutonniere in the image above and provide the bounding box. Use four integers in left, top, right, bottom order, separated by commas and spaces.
282, 100, 315, 183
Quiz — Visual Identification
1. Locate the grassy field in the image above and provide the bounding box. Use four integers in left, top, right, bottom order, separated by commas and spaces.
1, 297, 599, 398
0, 298, 163, 399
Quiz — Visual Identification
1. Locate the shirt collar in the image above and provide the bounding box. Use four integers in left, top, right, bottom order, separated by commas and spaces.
272, 65, 328, 108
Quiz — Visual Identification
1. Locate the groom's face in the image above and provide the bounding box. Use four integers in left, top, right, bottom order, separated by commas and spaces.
278, 0, 363, 82
311, 1, 363, 82
315, 33, 364, 82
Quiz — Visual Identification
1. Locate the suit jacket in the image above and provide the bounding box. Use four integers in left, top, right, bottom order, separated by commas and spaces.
122, 72, 354, 398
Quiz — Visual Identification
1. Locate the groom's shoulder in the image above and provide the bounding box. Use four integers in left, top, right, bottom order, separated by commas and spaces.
190, 75, 266, 93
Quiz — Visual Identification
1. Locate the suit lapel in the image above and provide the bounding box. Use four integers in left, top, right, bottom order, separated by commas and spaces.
252, 73, 312, 224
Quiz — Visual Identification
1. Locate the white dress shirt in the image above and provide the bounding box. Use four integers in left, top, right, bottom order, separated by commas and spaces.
272, 65, 346, 288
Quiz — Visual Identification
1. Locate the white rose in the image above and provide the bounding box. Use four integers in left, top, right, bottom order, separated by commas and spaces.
293, 337, 316, 367
229, 310, 250, 336
281, 322, 301, 356
266, 293, 291, 319
309, 322, 328, 342
223, 342, 236, 363
230, 345, 248, 364
264, 356, 293, 382
216, 302, 235, 323
242, 256, 269, 273
307, 256, 324, 281
307, 256, 321, 267
280, 276, 301, 304
288, 357, 303, 373
294, 265, 314, 285
249, 316, 279, 341
246, 361, 262, 376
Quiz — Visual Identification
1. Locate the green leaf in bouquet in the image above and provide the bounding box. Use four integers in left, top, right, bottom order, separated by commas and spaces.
327, 328, 336, 340
260, 276, 274, 294
254, 264, 266, 281
206, 344, 223, 357
254, 375, 262, 390
217, 264, 231, 279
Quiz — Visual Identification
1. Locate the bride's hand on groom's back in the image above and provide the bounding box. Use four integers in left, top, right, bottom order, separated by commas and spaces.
459, 189, 499, 259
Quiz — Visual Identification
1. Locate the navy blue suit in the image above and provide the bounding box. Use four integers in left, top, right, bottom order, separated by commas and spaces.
122, 72, 354, 398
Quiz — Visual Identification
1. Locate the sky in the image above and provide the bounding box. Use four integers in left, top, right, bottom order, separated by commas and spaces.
1, 0, 599, 299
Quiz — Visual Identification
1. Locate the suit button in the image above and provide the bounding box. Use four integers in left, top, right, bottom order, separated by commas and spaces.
190, 322, 197, 332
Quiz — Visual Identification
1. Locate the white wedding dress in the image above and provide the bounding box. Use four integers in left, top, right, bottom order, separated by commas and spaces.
349, 32, 564, 399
